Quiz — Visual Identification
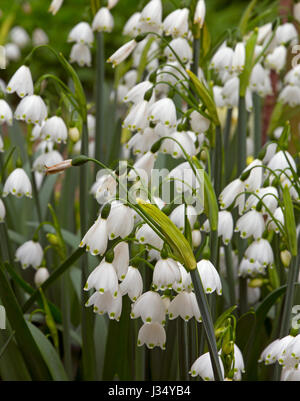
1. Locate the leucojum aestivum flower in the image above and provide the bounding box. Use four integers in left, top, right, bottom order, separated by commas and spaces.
0, 0, 299, 382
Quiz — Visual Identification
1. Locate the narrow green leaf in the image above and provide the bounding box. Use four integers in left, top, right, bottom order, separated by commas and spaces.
283, 186, 297, 256
239, 0, 258, 35
239, 29, 258, 97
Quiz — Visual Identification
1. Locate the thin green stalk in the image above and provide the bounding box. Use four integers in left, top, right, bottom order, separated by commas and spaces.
178, 320, 189, 381
224, 244, 237, 307
214, 125, 224, 197
61, 272, 72, 379
95, 31, 105, 165
191, 38, 200, 76
224, 108, 233, 151
253, 93, 262, 157
190, 269, 224, 381
80, 121, 97, 380
237, 96, 247, 175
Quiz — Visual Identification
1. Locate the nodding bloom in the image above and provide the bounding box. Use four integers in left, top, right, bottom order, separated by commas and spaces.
120, 266, 143, 301
239, 257, 265, 277
6, 65, 34, 98
92, 7, 114, 33
107, 201, 135, 240
232, 42, 246, 73
86, 291, 122, 321
131, 291, 166, 325
267, 150, 297, 181
138, 322, 166, 350
3, 168, 32, 198
265, 46, 287, 73
219, 178, 245, 214
79, 217, 108, 256
139, 0, 162, 33
123, 12, 141, 37
0, 199, 6, 223
168, 291, 201, 322
279, 85, 300, 107
163, 8, 190, 38
136, 223, 164, 250
197, 259, 222, 295
41, 116, 68, 143
211, 45, 234, 73
259, 335, 296, 367
70, 43, 92, 67
164, 38, 192, 64
107, 39, 137, 67
190, 110, 211, 134
85, 260, 119, 298
32, 28, 49, 46
275, 23, 298, 46
244, 186, 279, 214
152, 258, 181, 290
242, 159, 263, 192
112, 242, 129, 281
170, 204, 197, 233
33, 150, 64, 173
49, 0, 64, 15
15, 95, 47, 125
267, 207, 284, 234
15, 240, 43, 269
68, 22, 94, 46
235, 209, 265, 240
10, 26, 30, 48
245, 238, 274, 268
123, 81, 153, 104
203, 211, 234, 245
194, 0, 206, 28
0, 100, 13, 126
5, 43, 21, 62
94, 174, 117, 204
190, 352, 225, 381
148, 98, 177, 127
233, 345, 245, 381
34, 267, 50, 287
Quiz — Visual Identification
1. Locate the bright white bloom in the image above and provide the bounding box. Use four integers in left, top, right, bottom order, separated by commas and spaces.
5, 43, 21, 62
123, 100, 150, 131
49, 0, 64, 15
86, 290, 122, 321
281, 335, 300, 367
68, 22, 94, 46
6, 65, 33, 98
219, 178, 245, 214
153, 258, 181, 290
112, 242, 129, 280
211, 45, 234, 72
267, 150, 297, 180
244, 186, 278, 214
15, 240, 43, 269
192, 230, 202, 247
107, 201, 135, 239
279, 85, 300, 107
276, 23, 298, 46
197, 259, 222, 295
70, 43, 92, 67
265, 46, 287, 72
239, 257, 264, 277
0, 100, 13, 126
138, 322, 166, 350
242, 159, 263, 191
190, 110, 210, 133
259, 335, 295, 366
267, 207, 284, 233
294, 3, 300, 23
201, 211, 234, 244
164, 38, 192, 63
32, 28, 49, 46
92, 7, 114, 32
136, 223, 164, 250
79, 217, 108, 256
245, 239, 274, 267
126, 128, 159, 155
281, 366, 300, 381
10, 26, 30, 48
148, 98, 177, 127
139, 0, 162, 32
41, 116, 68, 143
235, 210, 265, 240
130, 150, 156, 180
257, 23, 272, 44
3, 168, 32, 198
173, 263, 193, 293
123, 12, 141, 37
94, 174, 117, 204
120, 266, 143, 301
33, 150, 63, 173
232, 42, 246, 73
0, 199, 6, 222
163, 8, 189, 38
85, 261, 119, 298
250, 63, 272, 96
168, 291, 201, 322
131, 291, 166, 325
190, 352, 224, 381
107, 39, 137, 67
170, 204, 197, 233
222, 76, 239, 108
108, 0, 119, 9
34, 267, 50, 287
15, 95, 47, 125
233, 344, 245, 381
194, 0, 206, 28
123, 81, 153, 104
163, 131, 196, 159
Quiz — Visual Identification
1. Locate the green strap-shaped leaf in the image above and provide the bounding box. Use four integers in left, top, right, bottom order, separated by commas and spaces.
239, 28, 258, 97
137, 200, 197, 271
239, 0, 258, 35
283, 185, 297, 256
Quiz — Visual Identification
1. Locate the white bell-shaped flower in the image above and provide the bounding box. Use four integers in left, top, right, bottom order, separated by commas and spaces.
106, 201, 135, 240
123, 81, 153, 104
167, 131, 197, 159
136, 223, 164, 249
5, 43, 21, 62
15, 240, 43, 269
86, 290, 122, 321
281, 366, 300, 381
40, 116, 68, 143
139, 0, 162, 32
34, 267, 50, 287
233, 344, 245, 381
197, 259, 222, 295
211, 45, 234, 72
239, 257, 264, 277
279, 85, 300, 107
163, 8, 189, 38
164, 38, 192, 64
138, 322, 166, 350
245, 238, 274, 267
168, 291, 201, 322
219, 178, 245, 213
107, 39, 137, 67
3, 168, 32, 198
68, 22, 94, 46
232, 42, 246, 74
70, 43, 92, 67
267, 150, 296, 180
153, 258, 181, 290
276, 23, 298, 46
235, 209, 265, 240
192, 230, 202, 248
148, 98, 177, 127
244, 186, 278, 214
120, 266, 143, 301
242, 159, 263, 192
92, 7, 114, 32
190, 110, 210, 133
15, 95, 47, 125
218, 211, 234, 245
0, 100, 13, 126
32, 28, 49, 46
113, 242, 129, 280
129, 150, 156, 180
265, 45, 287, 72
0, 199, 6, 222
194, 0, 206, 27
10, 26, 30, 48
123, 12, 141, 36
131, 291, 166, 325
190, 352, 224, 381
126, 128, 159, 155
259, 335, 295, 366
79, 217, 108, 256
6, 65, 33, 98
49, 0, 64, 15
170, 204, 197, 233
173, 263, 193, 293
33, 150, 63, 173
94, 174, 117, 204
123, 100, 150, 131
267, 207, 284, 233
85, 261, 119, 298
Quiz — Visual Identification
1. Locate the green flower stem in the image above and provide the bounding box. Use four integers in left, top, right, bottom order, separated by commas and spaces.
178, 319, 189, 380
224, 108, 233, 151
95, 32, 105, 166
80, 121, 97, 380
191, 38, 200, 76
190, 269, 224, 381
224, 244, 237, 307
237, 96, 247, 175
213, 125, 224, 197
253, 93, 262, 157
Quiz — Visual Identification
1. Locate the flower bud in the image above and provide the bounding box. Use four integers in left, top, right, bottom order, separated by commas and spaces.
69, 126, 80, 142
47, 233, 60, 246
34, 267, 50, 287
280, 250, 292, 268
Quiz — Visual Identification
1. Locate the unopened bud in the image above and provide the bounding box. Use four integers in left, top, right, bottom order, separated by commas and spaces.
192, 230, 202, 248
222, 340, 234, 355
47, 233, 60, 246
280, 250, 292, 268
34, 267, 50, 287
45, 159, 72, 175
71, 155, 89, 167
69, 126, 80, 142
249, 278, 264, 288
